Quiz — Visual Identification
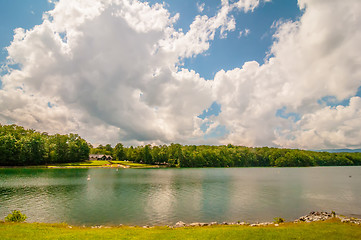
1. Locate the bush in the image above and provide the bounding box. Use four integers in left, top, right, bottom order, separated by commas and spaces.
274, 217, 285, 224
5, 210, 27, 222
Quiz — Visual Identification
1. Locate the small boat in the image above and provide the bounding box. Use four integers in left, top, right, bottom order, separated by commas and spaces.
87, 175, 91, 181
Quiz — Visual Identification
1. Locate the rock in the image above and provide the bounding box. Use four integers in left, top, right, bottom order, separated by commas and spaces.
143, 225, 149, 228
200, 223, 208, 227
210, 222, 218, 226
222, 222, 228, 225
175, 221, 186, 228
260, 222, 273, 226
190, 223, 200, 227
295, 211, 337, 223
238, 222, 246, 225
274, 224, 279, 227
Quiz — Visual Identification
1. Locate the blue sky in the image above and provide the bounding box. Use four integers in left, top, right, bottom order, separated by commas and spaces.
0, 0, 53, 65
140, 0, 302, 80
0, 0, 302, 78
1, 0, 361, 149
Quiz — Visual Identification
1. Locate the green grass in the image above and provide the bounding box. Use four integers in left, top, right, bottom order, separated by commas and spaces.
47, 160, 111, 167
110, 161, 160, 168
1, 220, 361, 240
46, 160, 159, 168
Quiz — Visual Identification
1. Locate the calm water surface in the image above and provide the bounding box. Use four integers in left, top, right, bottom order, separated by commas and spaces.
0, 167, 360, 225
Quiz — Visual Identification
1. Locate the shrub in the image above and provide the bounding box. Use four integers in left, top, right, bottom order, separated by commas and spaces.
5, 210, 27, 222
274, 217, 285, 224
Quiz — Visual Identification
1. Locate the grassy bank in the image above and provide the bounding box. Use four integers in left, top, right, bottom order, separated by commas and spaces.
1, 220, 361, 240
110, 160, 161, 168
45, 160, 160, 169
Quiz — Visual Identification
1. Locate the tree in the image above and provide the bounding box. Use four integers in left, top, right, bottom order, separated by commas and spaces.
0, 124, 90, 166
114, 143, 125, 161
143, 145, 152, 164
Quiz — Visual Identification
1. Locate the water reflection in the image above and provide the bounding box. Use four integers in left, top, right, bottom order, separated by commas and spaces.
0, 167, 360, 225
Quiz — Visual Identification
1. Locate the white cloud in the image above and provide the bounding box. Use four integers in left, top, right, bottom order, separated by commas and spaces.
160, 0, 236, 57
212, 0, 361, 149
244, 28, 250, 36
197, 2, 205, 13
1, 0, 361, 150
233, 0, 260, 13
275, 97, 361, 149
239, 28, 250, 37
1, 0, 224, 146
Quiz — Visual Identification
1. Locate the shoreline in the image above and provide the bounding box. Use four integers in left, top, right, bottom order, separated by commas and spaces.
1, 212, 361, 240
0, 163, 162, 169
70, 212, 361, 228
3, 212, 360, 228
1, 165, 360, 169
2, 220, 361, 240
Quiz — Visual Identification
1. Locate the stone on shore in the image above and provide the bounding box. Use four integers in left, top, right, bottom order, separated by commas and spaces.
294, 211, 361, 225
175, 221, 186, 228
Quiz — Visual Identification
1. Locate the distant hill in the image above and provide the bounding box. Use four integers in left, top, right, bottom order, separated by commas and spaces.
317, 149, 361, 153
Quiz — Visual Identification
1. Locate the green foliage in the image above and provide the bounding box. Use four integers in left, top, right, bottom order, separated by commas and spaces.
114, 143, 125, 161
5, 210, 27, 222
90, 144, 113, 156
331, 211, 336, 217
0, 124, 90, 166
2, 124, 361, 168
114, 142, 361, 168
273, 217, 285, 224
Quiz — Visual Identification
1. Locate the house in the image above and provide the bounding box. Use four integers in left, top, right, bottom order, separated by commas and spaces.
89, 154, 113, 160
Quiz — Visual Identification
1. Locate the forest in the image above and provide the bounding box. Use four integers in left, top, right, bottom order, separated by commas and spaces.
94, 143, 361, 168
1, 124, 361, 167
0, 124, 90, 166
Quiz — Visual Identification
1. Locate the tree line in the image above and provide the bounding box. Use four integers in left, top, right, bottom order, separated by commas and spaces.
1, 124, 361, 167
0, 124, 90, 166
97, 143, 361, 168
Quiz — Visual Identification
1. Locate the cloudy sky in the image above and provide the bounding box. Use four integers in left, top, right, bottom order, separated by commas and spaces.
1, 0, 361, 149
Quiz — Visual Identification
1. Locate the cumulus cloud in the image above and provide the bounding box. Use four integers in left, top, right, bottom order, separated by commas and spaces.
212, 0, 361, 149
233, 0, 261, 13
275, 97, 361, 149
1, 0, 361, 149
0, 0, 234, 145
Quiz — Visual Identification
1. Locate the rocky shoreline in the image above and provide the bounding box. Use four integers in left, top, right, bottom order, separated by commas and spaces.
166, 211, 361, 228
88, 211, 361, 229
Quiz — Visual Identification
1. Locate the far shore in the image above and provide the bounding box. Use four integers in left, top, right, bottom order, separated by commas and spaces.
1, 163, 361, 169
0, 160, 163, 169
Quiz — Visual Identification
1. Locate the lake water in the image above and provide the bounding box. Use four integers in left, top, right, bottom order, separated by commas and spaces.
0, 167, 360, 226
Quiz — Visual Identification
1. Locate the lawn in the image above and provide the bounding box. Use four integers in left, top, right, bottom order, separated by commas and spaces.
46, 160, 159, 168
47, 160, 112, 168
0, 220, 361, 240
110, 160, 160, 168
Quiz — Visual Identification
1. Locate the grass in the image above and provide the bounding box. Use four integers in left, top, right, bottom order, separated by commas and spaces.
110, 160, 160, 168
0, 220, 361, 240
47, 160, 111, 168
46, 160, 159, 168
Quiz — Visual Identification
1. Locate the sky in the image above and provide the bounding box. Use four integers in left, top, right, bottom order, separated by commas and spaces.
0, 0, 361, 150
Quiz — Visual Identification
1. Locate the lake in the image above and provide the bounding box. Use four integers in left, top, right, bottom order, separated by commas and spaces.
0, 167, 360, 226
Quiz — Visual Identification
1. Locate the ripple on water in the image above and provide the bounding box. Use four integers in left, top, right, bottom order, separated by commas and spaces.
1, 167, 361, 225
